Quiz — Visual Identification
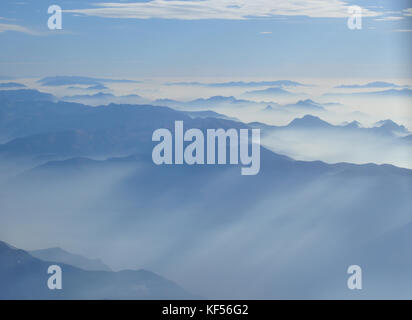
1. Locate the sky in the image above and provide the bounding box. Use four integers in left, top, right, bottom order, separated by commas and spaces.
0, 0, 411, 79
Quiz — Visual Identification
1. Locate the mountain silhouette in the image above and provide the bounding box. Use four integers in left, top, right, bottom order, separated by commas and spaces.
30, 247, 111, 271
0, 241, 192, 299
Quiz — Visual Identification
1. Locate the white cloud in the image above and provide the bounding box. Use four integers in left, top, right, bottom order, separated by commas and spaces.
374, 16, 404, 21
260, 31, 272, 34
0, 23, 40, 35
393, 29, 412, 32
66, 0, 382, 20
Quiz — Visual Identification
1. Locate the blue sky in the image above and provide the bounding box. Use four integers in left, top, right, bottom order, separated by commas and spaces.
0, 0, 411, 79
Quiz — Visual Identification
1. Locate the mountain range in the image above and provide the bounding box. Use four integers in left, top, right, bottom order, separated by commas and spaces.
29, 247, 111, 271
0, 241, 192, 299
250, 114, 410, 137
0, 89, 411, 298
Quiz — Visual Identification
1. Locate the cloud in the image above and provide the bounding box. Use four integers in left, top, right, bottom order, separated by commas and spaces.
0, 23, 40, 35
260, 31, 272, 34
66, 0, 382, 20
374, 16, 404, 21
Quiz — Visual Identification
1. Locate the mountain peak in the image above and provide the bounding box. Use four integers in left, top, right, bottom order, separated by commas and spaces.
30, 246, 111, 272
374, 119, 408, 133
344, 120, 362, 128
288, 115, 332, 128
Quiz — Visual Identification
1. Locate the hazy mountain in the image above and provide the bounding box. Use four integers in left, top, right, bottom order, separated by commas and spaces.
30, 247, 111, 271
335, 81, 407, 89
374, 120, 408, 135
249, 114, 411, 170
153, 95, 280, 110
326, 88, 412, 97
87, 84, 109, 90
364, 88, 412, 97
2, 145, 411, 299
287, 114, 332, 128
283, 99, 325, 111
62, 93, 146, 106
0, 89, 55, 102
188, 95, 252, 107
261, 99, 341, 113
0, 82, 26, 88
183, 110, 240, 122
0, 98, 191, 142
342, 120, 362, 129
244, 87, 293, 98
0, 101, 246, 161
251, 114, 409, 136
167, 80, 306, 88
0, 241, 192, 299
1, 95, 411, 298
38, 76, 139, 87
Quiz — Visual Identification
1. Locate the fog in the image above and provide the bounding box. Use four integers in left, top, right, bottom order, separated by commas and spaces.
1, 77, 412, 298
262, 128, 412, 169
1, 151, 411, 299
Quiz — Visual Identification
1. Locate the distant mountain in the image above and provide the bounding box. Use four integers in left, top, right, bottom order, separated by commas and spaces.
30, 247, 111, 271
335, 81, 407, 89
260, 99, 340, 114
365, 88, 412, 97
62, 93, 146, 106
326, 88, 412, 97
68, 84, 109, 91
0, 95, 411, 298
288, 114, 332, 128
190, 95, 250, 106
250, 115, 332, 130
249, 115, 411, 170
244, 87, 293, 97
167, 80, 306, 88
38, 76, 139, 87
0, 82, 26, 88
3, 145, 412, 298
87, 84, 109, 90
183, 110, 239, 122
154, 95, 262, 109
0, 241, 192, 299
284, 99, 325, 111
0, 89, 55, 102
251, 114, 409, 136
0, 101, 247, 161
374, 120, 409, 134
343, 120, 362, 129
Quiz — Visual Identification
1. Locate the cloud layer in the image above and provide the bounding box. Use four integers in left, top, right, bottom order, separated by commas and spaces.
67, 0, 382, 20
